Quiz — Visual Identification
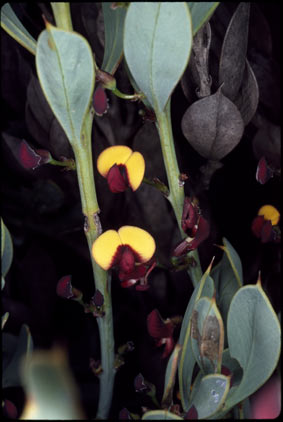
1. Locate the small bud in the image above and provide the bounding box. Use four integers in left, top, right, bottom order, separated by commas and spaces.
96, 69, 117, 91
93, 289, 104, 307
18, 140, 51, 169
256, 156, 273, 184
56, 275, 74, 299
134, 373, 149, 393
93, 84, 109, 116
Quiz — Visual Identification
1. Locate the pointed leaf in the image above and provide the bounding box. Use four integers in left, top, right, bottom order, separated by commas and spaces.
187, 2, 219, 35
142, 410, 183, 420
101, 3, 127, 74
162, 344, 182, 408
189, 373, 230, 418
181, 87, 244, 160
178, 262, 215, 411
124, 2, 192, 112
219, 3, 250, 101
234, 59, 259, 126
190, 297, 224, 374
21, 349, 84, 419
36, 23, 95, 147
1, 219, 13, 278
2, 312, 10, 330
0, 3, 37, 55
225, 280, 281, 409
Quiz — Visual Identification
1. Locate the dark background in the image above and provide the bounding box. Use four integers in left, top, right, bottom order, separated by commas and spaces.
1, 3, 280, 418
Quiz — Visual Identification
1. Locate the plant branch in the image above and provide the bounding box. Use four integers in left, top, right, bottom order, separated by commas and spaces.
51, 3, 73, 31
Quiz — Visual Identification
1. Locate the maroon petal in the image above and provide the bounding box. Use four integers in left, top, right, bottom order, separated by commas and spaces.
56, 275, 74, 299
120, 246, 135, 273
173, 215, 210, 256
93, 84, 109, 116
3, 400, 18, 419
147, 309, 174, 339
185, 405, 198, 419
93, 289, 104, 307
107, 164, 128, 193
256, 156, 273, 185
182, 197, 198, 232
119, 264, 147, 282
251, 215, 265, 238
19, 140, 42, 169
221, 365, 234, 387
120, 279, 137, 288
261, 220, 273, 243
134, 373, 149, 393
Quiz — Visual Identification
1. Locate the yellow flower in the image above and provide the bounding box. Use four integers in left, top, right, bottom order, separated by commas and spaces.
97, 145, 145, 193
257, 205, 280, 226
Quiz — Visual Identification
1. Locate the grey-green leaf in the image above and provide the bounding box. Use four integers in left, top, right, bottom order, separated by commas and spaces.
181, 86, 244, 160
226, 280, 281, 408
124, 2, 192, 112
219, 3, 250, 101
36, 23, 95, 147
21, 349, 84, 419
189, 373, 230, 418
0, 3, 37, 55
142, 410, 183, 420
187, 2, 219, 35
101, 3, 126, 74
1, 218, 13, 279
162, 344, 182, 409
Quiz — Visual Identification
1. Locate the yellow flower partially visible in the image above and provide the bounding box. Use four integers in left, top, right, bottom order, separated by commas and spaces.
258, 205, 280, 226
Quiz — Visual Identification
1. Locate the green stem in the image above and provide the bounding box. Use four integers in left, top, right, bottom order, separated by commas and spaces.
51, 3, 73, 31
72, 110, 115, 419
155, 100, 203, 287
112, 87, 143, 101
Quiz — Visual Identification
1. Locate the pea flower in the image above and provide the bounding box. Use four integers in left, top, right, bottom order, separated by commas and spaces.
97, 145, 145, 193
92, 226, 156, 290
147, 310, 182, 358
173, 197, 210, 256
251, 205, 280, 243
18, 139, 52, 169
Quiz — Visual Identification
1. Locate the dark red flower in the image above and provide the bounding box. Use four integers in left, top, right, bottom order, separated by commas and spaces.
18, 140, 51, 169
185, 405, 198, 419
256, 156, 274, 185
147, 309, 175, 358
107, 164, 128, 193
251, 205, 280, 243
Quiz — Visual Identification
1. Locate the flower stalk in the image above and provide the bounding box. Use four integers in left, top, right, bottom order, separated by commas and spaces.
72, 108, 115, 419
50, 2, 73, 31
155, 100, 203, 287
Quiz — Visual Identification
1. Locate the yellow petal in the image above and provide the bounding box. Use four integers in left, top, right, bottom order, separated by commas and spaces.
118, 226, 155, 263
92, 230, 122, 270
258, 205, 280, 226
125, 151, 145, 191
97, 146, 132, 177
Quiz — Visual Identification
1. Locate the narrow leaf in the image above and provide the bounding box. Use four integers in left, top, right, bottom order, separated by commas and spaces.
124, 2, 192, 112
2, 312, 9, 330
226, 279, 281, 409
0, 3, 37, 55
161, 344, 182, 409
36, 23, 95, 147
178, 261, 215, 411
181, 86, 244, 160
219, 3, 250, 101
187, 2, 219, 35
1, 219, 13, 278
101, 3, 127, 74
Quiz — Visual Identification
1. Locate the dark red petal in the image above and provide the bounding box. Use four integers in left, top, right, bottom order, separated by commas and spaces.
19, 140, 42, 169
120, 246, 135, 273
93, 289, 104, 307
221, 365, 234, 387
120, 279, 137, 288
119, 264, 147, 282
56, 275, 74, 299
256, 156, 273, 185
93, 84, 109, 116
135, 283, 150, 291
3, 400, 18, 419
172, 239, 191, 257
185, 405, 198, 419
161, 337, 175, 358
134, 373, 149, 393
251, 215, 265, 238
147, 309, 173, 339
182, 197, 198, 232
107, 164, 128, 193
261, 220, 273, 243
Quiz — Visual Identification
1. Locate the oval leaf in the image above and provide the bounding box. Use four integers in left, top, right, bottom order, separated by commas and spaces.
189, 373, 230, 418
191, 297, 224, 374
0, 3, 37, 55
142, 410, 183, 420
101, 3, 127, 74
219, 3, 250, 101
162, 344, 182, 409
36, 23, 95, 146
181, 87, 244, 160
124, 2, 192, 112
226, 279, 281, 408
1, 219, 13, 278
